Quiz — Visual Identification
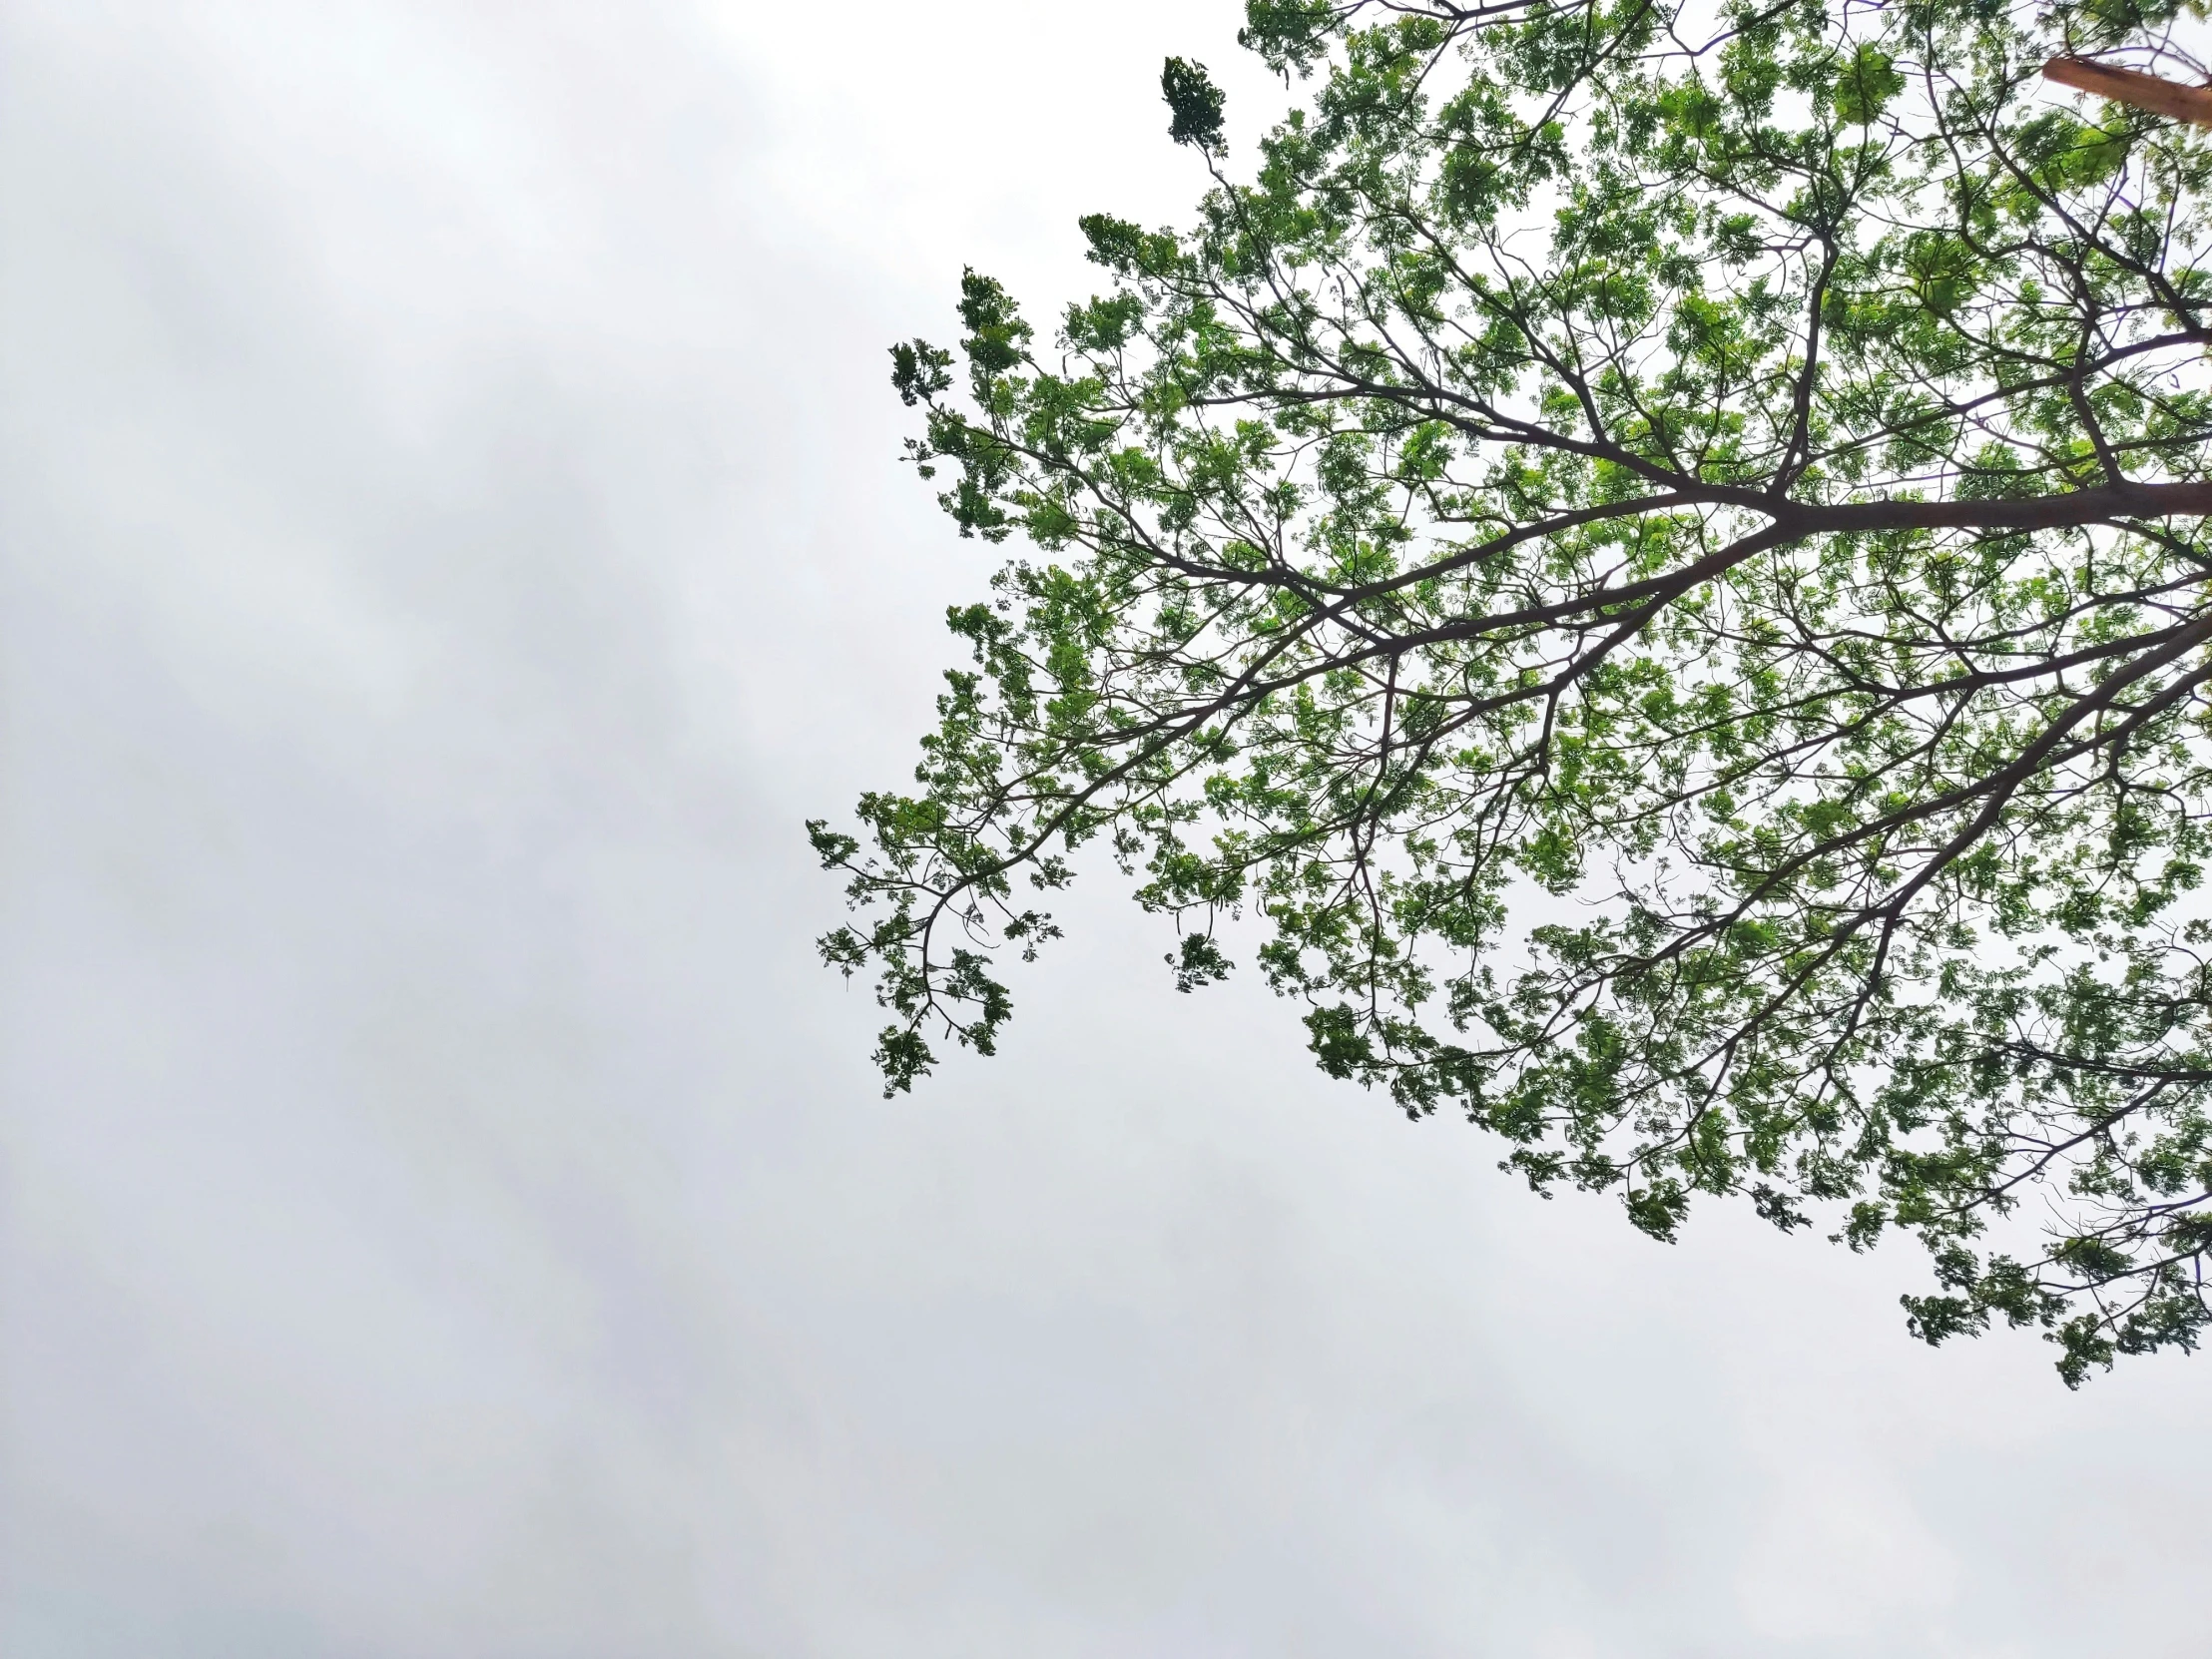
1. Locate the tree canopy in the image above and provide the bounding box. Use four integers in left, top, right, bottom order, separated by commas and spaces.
811, 0, 2212, 1383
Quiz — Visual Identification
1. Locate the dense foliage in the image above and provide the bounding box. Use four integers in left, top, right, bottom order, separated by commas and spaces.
812, 0, 2212, 1382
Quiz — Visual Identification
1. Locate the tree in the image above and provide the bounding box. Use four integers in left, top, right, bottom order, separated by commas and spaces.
811, 0, 2212, 1383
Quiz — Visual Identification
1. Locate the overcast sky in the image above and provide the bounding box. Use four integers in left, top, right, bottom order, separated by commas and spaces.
2, 4, 2206, 1656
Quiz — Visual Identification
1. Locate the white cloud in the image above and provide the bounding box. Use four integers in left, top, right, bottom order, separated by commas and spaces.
3, 3, 2208, 1656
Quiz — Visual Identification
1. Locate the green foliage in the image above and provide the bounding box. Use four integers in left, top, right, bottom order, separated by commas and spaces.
816, 0, 2212, 1382
1162, 57, 1229, 152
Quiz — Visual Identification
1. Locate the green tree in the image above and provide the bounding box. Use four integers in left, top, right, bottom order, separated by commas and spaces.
812, 0, 2212, 1383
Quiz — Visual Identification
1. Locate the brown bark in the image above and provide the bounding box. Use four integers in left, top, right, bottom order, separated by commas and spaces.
1798, 478, 2212, 533
2043, 57, 2212, 127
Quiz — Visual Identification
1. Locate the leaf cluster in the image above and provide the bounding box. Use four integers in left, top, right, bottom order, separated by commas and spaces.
816, 0, 2212, 1382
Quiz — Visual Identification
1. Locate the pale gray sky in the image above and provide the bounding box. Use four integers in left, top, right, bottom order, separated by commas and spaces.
0, 4, 2204, 1656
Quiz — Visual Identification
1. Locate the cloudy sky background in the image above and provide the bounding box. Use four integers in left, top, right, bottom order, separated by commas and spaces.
2, 3, 2205, 1655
